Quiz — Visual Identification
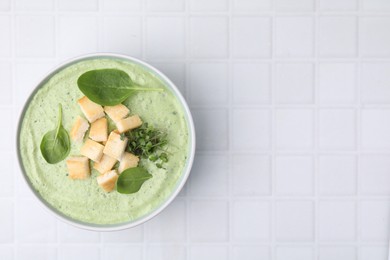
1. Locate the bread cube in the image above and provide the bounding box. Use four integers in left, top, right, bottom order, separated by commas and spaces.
70, 116, 89, 143
103, 131, 128, 160
117, 115, 142, 133
77, 96, 105, 123
118, 152, 139, 173
80, 139, 104, 162
97, 170, 118, 192
89, 117, 108, 142
66, 156, 90, 180
104, 104, 130, 123
93, 154, 117, 174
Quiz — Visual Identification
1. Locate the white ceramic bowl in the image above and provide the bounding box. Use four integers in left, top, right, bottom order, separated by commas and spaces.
16, 53, 196, 231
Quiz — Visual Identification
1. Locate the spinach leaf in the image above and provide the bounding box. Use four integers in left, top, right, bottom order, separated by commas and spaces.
40, 104, 70, 164
77, 69, 162, 106
116, 167, 152, 194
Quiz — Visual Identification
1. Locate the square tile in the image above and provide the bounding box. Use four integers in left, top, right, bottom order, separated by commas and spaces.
192, 109, 228, 151
58, 221, 100, 243
319, 109, 356, 150
359, 246, 388, 260
0, 108, 14, 152
319, 201, 356, 241
232, 0, 271, 12
16, 15, 54, 57
232, 246, 271, 260
189, 154, 228, 197
361, 63, 390, 103
276, 247, 314, 260
15, 169, 33, 198
189, 200, 228, 242
146, 200, 186, 242
361, 109, 390, 148
232, 201, 270, 242
16, 199, 56, 243
232, 109, 271, 150
190, 246, 228, 260
0, 63, 12, 105
146, 17, 185, 59
189, 0, 228, 11
232, 17, 271, 58
232, 154, 271, 196
149, 62, 185, 96
58, 246, 100, 260
0, 246, 13, 260
147, 0, 184, 11
58, 16, 98, 58
189, 63, 228, 105
0, 153, 13, 197
275, 16, 314, 58
102, 224, 143, 242
360, 155, 390, 195
102, 17, 142, 57
318, 155, 356, 196
102, 246, 142, 260
16, 246, 56, 260
0, 200, 13, 243
275, 109, 314, 150
0, 16, 11, 57
0, 0, 10, 11
190, 17, 228, 58
319, 0, 357, 11
275, 0, 314, 11
360, 200, 390, 241
15, 62, 55, 107
275, 155, 314, 196
275, 201, 314, 241
319, 16, 357, 57
275, 63, 314, 104
360, 17, 390, 57
101, 0, 141, 11
319, 63, 356, 104
319, 247, 357, 260
362, 0, 390, 11
232, 63, 271, 105
15, 0, 54, 10
58, 0, 98, 11
146, 246, 186, 260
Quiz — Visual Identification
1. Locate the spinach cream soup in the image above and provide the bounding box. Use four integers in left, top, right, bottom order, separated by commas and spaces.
19, 58, 189, 224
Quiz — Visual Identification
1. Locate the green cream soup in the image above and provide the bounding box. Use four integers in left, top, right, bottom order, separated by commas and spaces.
19, 58, 189, 224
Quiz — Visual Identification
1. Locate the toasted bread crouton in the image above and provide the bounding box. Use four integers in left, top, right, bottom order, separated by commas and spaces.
97, 170, 118, 192
118, 152, 139, 173
104, 104, 130, 123
70, 116, 89, 142
80, 139, 104, 162
66, 156, 90, 180
117, 115, 142, 133
77, 96, 105, 123
103, 131, 128, 160
93, 154, 117, 174
89, 117, 108, 142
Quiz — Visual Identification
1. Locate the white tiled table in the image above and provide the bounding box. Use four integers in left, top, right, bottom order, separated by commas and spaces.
1, 0, 390, 259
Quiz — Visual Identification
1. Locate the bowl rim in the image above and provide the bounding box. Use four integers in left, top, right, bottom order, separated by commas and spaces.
16, 52, 196, 232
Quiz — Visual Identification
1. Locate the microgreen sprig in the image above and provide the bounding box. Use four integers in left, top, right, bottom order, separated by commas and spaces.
125, 123, 168, 168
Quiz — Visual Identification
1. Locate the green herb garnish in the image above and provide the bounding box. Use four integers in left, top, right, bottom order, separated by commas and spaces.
116, 167, 152, 194
125, 123, 169, 168
77, 69, 163, 106
40, 104, 70, 164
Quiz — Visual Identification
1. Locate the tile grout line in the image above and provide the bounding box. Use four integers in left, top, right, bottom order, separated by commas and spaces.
227, 0, 233, 259
270, 0, 276, 258
313, 0, 319, 258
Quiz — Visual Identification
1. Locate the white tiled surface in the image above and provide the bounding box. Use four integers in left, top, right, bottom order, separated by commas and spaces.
2, 0, 390, 259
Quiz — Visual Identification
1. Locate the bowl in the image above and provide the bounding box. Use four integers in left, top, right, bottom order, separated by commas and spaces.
16, 53, 195, 231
